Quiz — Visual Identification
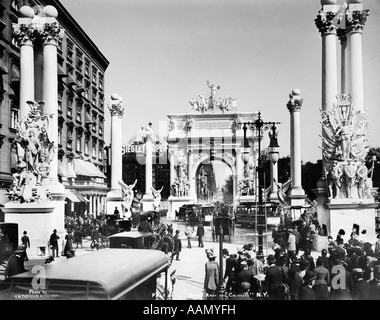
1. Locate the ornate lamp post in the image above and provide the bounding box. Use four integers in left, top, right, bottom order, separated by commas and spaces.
216, 224, 225, 300
240, 112, 280, 254
268, 123, 280, 201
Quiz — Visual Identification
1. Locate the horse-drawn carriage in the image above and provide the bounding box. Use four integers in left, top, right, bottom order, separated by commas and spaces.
211, 215, 234, 243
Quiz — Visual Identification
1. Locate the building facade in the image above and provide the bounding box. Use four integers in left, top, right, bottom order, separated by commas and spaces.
0, 0, 109, 218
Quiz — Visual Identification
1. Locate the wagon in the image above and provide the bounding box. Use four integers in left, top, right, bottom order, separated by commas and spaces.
211, 215, 234, 243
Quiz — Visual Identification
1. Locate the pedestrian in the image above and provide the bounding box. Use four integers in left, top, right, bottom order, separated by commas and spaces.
74, 226, 84, 249
313, 257, 330, 300
114, 206, 120, 218
91, 226, 100, 250
64, 229, 74, 257
286, 228, 296, 257
301, 248, 316, 270
185, 223, 193, 248
224, 253, 238, 294
21, 231, 30, 261
264, 254, 285, 300
299, 271, 317, 300
197, 221, 205, 248
171, 230, 182, 262
203, 251, 219, 300
49, 229, 60, 258
5, 245, 27, 278
352, 268, 370, 300
290, 259, 309, 300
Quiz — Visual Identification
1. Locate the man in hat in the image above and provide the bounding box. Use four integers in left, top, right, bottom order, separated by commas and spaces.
352, 268, 370, 300
196, 221, 205, 248
265, 254, 285, 300
224, 252, 238, 294
291, 259, 309, 300
171, 230, 182, 262
299, 271, 317, 300
203, 251, 219, 300
5, 246, 28, 278
49, 229, 60, 258
21, 231, 30, 261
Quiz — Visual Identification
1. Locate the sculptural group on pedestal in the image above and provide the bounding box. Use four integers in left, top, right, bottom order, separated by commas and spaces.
188, 80, 238, 113
9, 101, 55, 203
171, 161, 190, 197
321, 94, 373, 200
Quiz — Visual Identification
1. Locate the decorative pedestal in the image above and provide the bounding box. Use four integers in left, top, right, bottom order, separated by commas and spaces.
168, 196, 192, 219
141, 196, 154, 212
1, 201, 62, 259
238, 195, 256, 204
323, 198, 378, 244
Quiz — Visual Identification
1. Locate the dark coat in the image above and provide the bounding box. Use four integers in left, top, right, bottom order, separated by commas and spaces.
6, 254, 27, 278
21, 235, 30, 249
197, 224, 205, 237
265, 264, 284, 300
138, 221, 153, 233
225, 256, 239, 281
353, 279, 370, 300
49, 232, 60, 245
299, 284, 317, 300
173, 234, 182, 254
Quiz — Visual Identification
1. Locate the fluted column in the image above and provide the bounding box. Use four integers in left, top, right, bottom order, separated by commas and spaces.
145, 136, 153, 198
107, 94, 124, 198
169, 150, 175, 187
39, 14, 64, 186
346, 5, 369, 112
13, 15, 36, 121
287, 89, 305, 198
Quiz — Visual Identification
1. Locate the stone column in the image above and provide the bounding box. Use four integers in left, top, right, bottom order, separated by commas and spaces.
39, 10, 64, 188
346, 5, 369, 112
13, 8, 36, 121
286, 89, 306, 201
145, 136, 153, 199
188, 150, 195, 199
169, 150, 175, 187
269, 159, 279, 202
235, 149, 243, 200
338, 30, 348, 94
107, 94, 124, 199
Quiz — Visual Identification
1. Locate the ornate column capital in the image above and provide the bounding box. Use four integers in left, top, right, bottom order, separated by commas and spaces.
108, 100, 124, 118
286, 89, 303, 113
315, 11, 337, 36
346, 9, 369, 34
38, 22, 64, 46
13, 23, 36, 46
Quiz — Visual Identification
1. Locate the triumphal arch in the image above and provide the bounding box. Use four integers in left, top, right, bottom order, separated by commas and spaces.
166, 81, 259, 217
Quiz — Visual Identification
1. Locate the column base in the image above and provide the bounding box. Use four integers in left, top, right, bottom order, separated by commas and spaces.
168, 196, 193, 219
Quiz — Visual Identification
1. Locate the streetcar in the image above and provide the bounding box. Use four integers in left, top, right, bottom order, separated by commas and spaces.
235, 202, 280, 228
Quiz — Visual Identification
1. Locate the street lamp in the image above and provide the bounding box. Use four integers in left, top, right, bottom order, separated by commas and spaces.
240, 112, 280, 254
216, 223, 225, 300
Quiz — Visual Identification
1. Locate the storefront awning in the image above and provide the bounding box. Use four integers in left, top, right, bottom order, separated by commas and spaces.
0, 189, 10, 206
65, 189, 90, 203
66, 190, 80, 203
73, 159, 106, 179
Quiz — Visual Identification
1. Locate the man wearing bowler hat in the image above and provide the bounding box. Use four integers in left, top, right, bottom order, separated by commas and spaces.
264, 254, 285, 300
299, 271, 317, 300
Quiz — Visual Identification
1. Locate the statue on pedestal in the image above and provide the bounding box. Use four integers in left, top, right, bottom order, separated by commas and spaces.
326, 160, 343, 199
274, 178, 292, 207
9, 100, 54, 203
119, 179, 138, 217
151, 186, 164, 211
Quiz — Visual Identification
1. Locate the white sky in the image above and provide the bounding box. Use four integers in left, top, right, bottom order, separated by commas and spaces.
59, 0, 380, 164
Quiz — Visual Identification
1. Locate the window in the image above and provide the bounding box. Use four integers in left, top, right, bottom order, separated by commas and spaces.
92, 89, 97, 106
92, 113, 97, 132
67, 40, 73, 62
84, 58, 90, 78
84, 139, 89, 155
99, 74, 104, 90
67, 99, 73, 117
84, 80, 90, 100
58, 128, 62, 146
99, 144, 103, 160
76, 134, 82, 152
92, 67, 98, 84
10, 108, 19, 129
92, 141, 97, 158
76, 104, 82, 122
76, 49, 83, 70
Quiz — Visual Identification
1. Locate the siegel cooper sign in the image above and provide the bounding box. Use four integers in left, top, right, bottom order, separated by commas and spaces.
122, 143, 168, 155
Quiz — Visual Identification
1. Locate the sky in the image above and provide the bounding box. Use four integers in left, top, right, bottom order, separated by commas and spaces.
59, 0, 380, 165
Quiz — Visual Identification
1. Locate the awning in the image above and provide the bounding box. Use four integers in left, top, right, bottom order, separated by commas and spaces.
65, 189, 90, 203
58, 163, 67, 177
74, 159, 106, 178
65, 191, 80, 203
66, 162, 77, 178
0, 189, 9, 206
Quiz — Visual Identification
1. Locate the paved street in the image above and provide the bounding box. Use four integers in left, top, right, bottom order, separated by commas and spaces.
0, 216, 323, 300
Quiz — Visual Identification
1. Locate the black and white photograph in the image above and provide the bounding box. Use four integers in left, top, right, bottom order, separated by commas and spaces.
0, 0, 380, 309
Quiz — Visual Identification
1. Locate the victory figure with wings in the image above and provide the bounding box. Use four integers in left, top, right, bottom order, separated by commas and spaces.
119, 179, 137, 218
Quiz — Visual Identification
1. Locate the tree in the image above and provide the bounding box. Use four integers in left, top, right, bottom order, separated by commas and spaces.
222, 174, 234, 204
